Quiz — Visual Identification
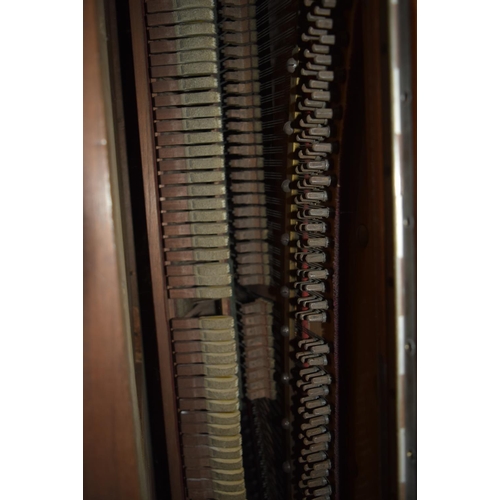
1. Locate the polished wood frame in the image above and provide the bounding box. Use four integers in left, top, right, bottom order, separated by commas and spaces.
84, 0, 149, 497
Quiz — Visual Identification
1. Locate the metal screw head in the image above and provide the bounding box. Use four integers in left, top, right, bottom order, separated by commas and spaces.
280, 326, 290, 337
287, 58, 298, 73
281, 418, 291, 430
281, 233, 290, 246
282, 461, 292, 474
283, 121, 294, 135
280, 286, 290, 298
281, 179, 291, 193
281, 373, 290, 384
404, 339, 416, 355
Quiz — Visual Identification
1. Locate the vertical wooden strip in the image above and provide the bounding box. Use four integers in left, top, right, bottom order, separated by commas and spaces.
103, 0, 156, 496
128, 0, 185, 498
84, 0, 146, 497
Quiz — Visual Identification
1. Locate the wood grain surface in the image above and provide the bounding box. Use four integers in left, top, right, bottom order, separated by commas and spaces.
338, 1, 398, 498
84, 0, 147, 498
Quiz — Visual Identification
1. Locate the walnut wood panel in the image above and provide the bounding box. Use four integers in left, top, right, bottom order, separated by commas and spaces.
105, 0, 146, 423
103, 0, 156, 496
84, 0, 147, 498
338, 1, 396, 499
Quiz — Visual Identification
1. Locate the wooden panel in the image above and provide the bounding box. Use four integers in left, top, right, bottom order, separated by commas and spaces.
102, 0, 156, 496
83, 0, 146, 497
338, 1, 397, 499
128, 0, 185, 498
